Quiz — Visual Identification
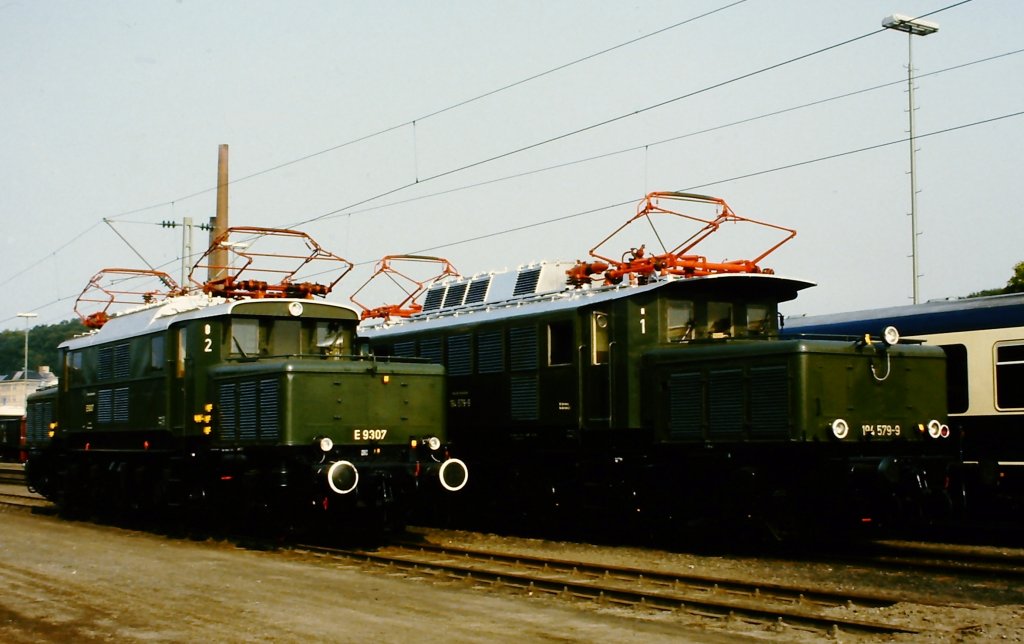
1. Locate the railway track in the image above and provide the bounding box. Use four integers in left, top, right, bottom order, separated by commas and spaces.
294, 540, 923, 637
0, 463, 51, 509
0, 462, 25, 486
0, 489, 52, 509
5, 457, 1022, 634
826, 540, 1024, 580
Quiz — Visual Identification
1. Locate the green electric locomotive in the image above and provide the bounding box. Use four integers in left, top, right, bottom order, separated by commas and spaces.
24, 228, 467, 534
360, 193, 952, 536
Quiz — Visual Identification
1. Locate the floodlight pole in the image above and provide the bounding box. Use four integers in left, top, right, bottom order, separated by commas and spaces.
16, 312, 37, 378
883, 14, 939, 304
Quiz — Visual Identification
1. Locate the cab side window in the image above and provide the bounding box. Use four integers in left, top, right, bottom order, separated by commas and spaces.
746, 304, 770, 336
548, 320, 574, 366
708, 302, 733, 338
666, 301, 694, 342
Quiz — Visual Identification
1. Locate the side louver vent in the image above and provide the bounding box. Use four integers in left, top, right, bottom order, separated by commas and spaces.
218, 378, 280, 442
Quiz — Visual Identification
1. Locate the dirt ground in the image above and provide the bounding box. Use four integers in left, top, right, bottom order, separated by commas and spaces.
0, 506, 754, 643
1, 504, 1023, 642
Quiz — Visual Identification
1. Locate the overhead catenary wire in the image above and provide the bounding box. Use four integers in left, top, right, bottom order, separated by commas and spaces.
403, 110, 1024, 258
3, 106, 1018, 328
0, 0, 987, 323
288, 1, 976, 229
98, 1, 752, 224
14, 2, 981, 245
304, 46, 1023, 226
0, 1, 749, 290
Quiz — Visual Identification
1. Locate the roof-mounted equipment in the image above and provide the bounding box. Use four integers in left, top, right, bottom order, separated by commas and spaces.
350, 255, 460, 320
74, 268, 184, 328
189, 227, 352, 300
567, 192, 796, 287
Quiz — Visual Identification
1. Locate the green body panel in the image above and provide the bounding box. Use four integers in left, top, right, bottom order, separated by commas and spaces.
642, 339, 948, 443
369, 278, 947, 448
45, 297, 445, 451
207, 359, 444, 447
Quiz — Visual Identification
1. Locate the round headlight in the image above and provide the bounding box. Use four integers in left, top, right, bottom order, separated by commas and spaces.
882, 326, 900, 346
327, 460, 358, 495
831, 418, 850, 440
438, 458, 469, 492
319, 436, 334, 452
425, 436, 442, 451
927, 419, 942, 439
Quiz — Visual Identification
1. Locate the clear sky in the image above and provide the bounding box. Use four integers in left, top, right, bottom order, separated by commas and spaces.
2, 0, 1021, 330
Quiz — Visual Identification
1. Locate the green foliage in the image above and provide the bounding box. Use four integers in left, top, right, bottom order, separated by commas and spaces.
0, 319, 86, 375
968, 261, 1024, 298
1008, 261, 1024, 294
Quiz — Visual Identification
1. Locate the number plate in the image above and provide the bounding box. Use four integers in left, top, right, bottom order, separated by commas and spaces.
353, 429, 388, 441
861, 424, 901, 437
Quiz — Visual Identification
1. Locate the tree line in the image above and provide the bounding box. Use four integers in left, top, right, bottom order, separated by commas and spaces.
0, 319, 85, 376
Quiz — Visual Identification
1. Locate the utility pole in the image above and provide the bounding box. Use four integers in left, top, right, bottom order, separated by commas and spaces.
16, 313, 37, 377
160, 217, 210, 286
883, 14, 939, 304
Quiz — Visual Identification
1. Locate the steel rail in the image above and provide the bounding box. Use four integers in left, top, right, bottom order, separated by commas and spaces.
296, 542, 921, 637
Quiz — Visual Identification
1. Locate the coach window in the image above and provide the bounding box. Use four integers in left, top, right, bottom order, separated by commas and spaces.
995, 342, 1024, 409
941, 344, 969, 414
747, 304, 770, 336
591, 312, 610, 365
708, 301, 733, 338
548, 320, 574, 366
666, 301, 695, 342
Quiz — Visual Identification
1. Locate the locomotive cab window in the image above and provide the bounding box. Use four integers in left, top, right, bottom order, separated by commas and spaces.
313, 321, 349, 356
150, 335, 165, 370
176, 327, 187, 378
230, 319, 260, 357
708, 302, 733, 338
666, 301, 695, 342
63, 349, 83, 391
548, 320, 574, 366
995, 342, 1024, 410
746, 304, 770, 336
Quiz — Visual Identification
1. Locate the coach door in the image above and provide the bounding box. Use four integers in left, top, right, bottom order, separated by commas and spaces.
584, 310, 612, 427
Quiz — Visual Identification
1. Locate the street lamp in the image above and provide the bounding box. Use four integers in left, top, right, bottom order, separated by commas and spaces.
883, 13, 939, 305
16, 312, 38, 379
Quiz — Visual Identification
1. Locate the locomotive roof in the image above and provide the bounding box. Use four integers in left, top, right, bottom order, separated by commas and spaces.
783, 291, 1024, 337
61, 293, 359, 350
361, 262, 814, 336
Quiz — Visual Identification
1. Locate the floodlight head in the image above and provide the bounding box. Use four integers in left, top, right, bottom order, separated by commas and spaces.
883, 14, 939, 36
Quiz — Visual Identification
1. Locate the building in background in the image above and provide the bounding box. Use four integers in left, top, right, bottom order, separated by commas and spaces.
0, 367, 57, 461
